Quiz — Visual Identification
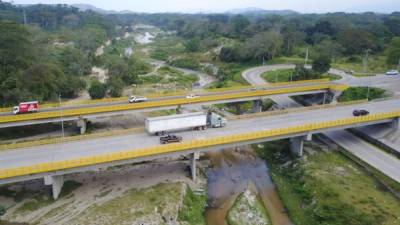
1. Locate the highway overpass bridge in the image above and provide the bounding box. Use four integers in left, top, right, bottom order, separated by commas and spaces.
0, 81, 347, 132
0, 99, 399, 199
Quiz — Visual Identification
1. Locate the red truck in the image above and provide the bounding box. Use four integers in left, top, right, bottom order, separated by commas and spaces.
12, 101, 39, 114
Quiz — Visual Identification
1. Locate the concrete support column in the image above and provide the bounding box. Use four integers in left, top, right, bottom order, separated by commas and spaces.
326, 90, 342, 104
290, 134, 312, 157
44, 175, 64, 200
77, 117, 87, 135
189, 152, 199, 181
176, 105, 183, 114
252, 99, 262, 113
391, 117, 399, 131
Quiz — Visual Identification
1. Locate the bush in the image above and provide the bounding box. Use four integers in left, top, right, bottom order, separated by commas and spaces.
88, 80, 107, 99
168, 57, 201, 70
338, 87, 386, 102
312, 56, 331, 74
0, 204, 5, 217
107, 77, 124, 97
178, 186, 207, 224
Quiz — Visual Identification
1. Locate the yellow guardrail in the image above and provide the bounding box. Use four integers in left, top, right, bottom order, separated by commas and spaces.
0, 83, 346, 124
268, 78, 330, 87
0, 99, 368, 151
0, 79, 331, 113
206, 78, 331, 93
0, 110, 398, 180
227, 99, 368, 120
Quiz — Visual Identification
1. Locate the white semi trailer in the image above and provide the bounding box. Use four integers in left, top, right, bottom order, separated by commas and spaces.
145, 112, 227, 135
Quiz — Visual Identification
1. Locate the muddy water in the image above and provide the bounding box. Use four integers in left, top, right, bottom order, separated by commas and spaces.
205, 147, 293, 225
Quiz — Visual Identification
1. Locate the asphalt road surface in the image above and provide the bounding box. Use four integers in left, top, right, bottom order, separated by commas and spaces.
0, 99, 399, 173
242, 64, 400, 183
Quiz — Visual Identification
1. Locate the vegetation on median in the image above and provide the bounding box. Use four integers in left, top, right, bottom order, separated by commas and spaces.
254, 140, 400, 225
338, 87, 387, 102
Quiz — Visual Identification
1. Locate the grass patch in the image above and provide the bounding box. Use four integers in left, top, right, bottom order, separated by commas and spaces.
262, 69, 295, 83
169, 57, 201, 70
262, 69, 340, 83
141, 66, 198, 88
68, 183, 183, 225
254, 140, 400, 225
332, 55, 390, 75
178, 186, 207, 225
14, 195, 53, 214
208, 63, 253, 88
338, 87, 387, 102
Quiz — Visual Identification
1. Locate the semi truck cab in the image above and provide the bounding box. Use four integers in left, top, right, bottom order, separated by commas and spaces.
207, 112, 227, 128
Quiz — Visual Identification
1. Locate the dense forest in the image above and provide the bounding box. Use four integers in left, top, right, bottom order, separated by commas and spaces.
0, 0, 399, 106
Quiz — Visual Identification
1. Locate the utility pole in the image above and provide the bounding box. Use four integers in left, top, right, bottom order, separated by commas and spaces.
23, 9, 27, 25
304, 47, 309, 66
363, 49, 370, 74
397, 58, 400, 71
59, 94, 65, 140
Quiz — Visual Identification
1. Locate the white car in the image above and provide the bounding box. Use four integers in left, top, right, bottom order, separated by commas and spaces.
386, 70, 399, 75
128, 95, 148, 103
186, 94, 200, 99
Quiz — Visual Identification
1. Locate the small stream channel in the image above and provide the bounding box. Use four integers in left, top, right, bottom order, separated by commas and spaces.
205, 147, 293, 225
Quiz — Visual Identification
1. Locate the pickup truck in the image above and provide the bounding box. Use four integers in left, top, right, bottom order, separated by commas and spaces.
160, 135, 183, 144
129, 95, 148, 103
353, 109, 369, 117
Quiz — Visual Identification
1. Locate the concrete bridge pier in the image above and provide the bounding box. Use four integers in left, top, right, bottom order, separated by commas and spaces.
252, 99, 262, 113
44, 175, 64, 200
176, 105, 183, 114
290, 133, 312, 157
391, 117, 399, 131
326, 90, 343, 104
189, 152, 199, 181
77, 117, 88, 135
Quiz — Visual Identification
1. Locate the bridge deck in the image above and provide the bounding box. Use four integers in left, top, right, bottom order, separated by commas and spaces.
0, 99, 399, 180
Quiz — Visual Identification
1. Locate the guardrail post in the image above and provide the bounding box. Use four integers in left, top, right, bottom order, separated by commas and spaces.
44, 175, 64, 200
189, 152, 199, 181
391, 117, 399, 131
252, 99, 262, 113
77, 117, 87, 135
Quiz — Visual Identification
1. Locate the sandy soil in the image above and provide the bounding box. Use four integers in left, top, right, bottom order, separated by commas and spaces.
89, 67, 108, 84
1, 160, 208, 225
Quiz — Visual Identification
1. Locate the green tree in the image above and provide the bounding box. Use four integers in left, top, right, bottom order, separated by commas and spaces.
312, 56, 331, 74
107, 77, 124, 97
240, 31, 283, 61
293, 64, 319, 81
0, 204, 5, 217
230, 15, 250, 37
386, 37, 400, 66
57, 46, 91, 76
22, 63, 66, 101
0, 21, 34, 77
184, 37, 200, 52
338, 29, 377, 55
88, 80, 107, 99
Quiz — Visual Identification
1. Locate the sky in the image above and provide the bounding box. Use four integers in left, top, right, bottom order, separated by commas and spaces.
5, 0, 400, 13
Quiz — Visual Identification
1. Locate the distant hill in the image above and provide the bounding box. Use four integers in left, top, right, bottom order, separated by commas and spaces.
226, 7, 298, 15
71, 4, 135, 14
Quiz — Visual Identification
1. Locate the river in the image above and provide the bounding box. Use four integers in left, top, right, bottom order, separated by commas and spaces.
205, 147, 293, 225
